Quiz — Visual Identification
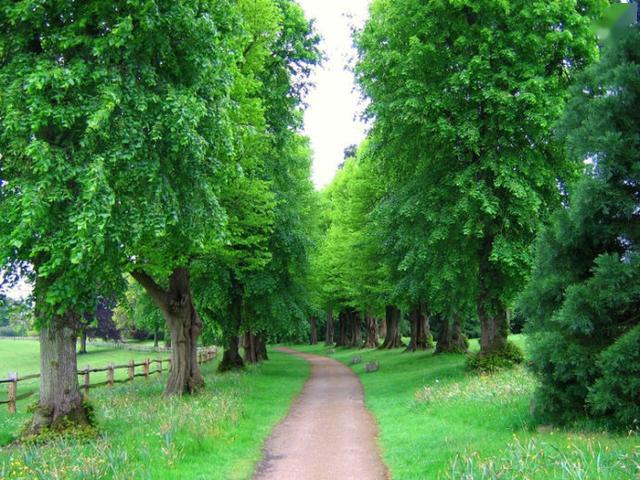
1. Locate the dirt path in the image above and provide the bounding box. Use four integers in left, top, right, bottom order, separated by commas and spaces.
253, 347, 389, 480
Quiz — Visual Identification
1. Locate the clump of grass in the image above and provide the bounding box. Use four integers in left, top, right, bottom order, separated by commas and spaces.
445, 436, 640, 479
415, 366, 535, 406
466, 341, 525, 373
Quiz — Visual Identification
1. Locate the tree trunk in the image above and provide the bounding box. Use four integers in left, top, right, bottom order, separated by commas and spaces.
243, 330, 268, 364
436, 312, 469, 354
218, 280, 245, 372
220, 336, 244, 371
324, 307, 334, 346
348, 310, 362, 348
378, 317, 387, 340
256, 334, 268, 361
362, 308, 379, 349
406, 303, 433, 352
153, 325, 159, 348
477, 235, 509, 355
380, 305, 404, 349
309, 316, 318, 345
132, 268, 204, 395
28, 312, 89, 434
335, 310, 347, 347
78, 329, 87, 354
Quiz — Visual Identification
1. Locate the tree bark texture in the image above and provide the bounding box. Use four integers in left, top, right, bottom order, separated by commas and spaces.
405, 303, 433, 352
477, 234, 509, 355
435, 313, 469, 354
132, 268, 204, 395
309, 316, 318, 345
380, 305, 404, 349
324, 307, 334, 346
29, 312, 89, 434
362, 308, 379, 349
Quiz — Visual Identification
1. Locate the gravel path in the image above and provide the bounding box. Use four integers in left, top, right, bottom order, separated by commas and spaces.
253, 347, 389, 480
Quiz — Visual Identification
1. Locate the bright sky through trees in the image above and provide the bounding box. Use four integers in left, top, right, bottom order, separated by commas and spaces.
297, 0, 371, 188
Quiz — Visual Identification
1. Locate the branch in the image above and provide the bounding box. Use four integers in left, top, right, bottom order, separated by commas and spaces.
130, 270, 168, 308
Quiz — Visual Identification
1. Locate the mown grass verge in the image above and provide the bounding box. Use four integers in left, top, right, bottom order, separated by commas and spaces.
0, 349, 309, 479
294, 336, 639, 479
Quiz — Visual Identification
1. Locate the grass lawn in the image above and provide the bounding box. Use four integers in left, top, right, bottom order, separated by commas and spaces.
294, 335, 639, 479
0, 339, 170, 417
0, 346, 310, 479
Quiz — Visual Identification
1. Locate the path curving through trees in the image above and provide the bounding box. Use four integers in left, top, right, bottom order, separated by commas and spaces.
253, 348, 389, 480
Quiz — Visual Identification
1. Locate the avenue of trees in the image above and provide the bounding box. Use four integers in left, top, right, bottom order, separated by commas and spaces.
0, 0, 319, 433
0, 0, 637, 437
310, 0, 638, 429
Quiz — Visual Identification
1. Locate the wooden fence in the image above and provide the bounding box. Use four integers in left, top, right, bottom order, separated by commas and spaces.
0, 347, 217, 414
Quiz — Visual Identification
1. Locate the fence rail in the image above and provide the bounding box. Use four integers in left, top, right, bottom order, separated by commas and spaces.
0, 347, 217, 414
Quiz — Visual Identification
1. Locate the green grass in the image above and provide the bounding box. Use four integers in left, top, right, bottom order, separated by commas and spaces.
0, 339, 170, 416
0, 348, 310, 479
293, 335, 639, 479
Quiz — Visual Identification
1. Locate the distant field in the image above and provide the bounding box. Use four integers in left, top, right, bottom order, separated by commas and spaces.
0, 339, 168, 416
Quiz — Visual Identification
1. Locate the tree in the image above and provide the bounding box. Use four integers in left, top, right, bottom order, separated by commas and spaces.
79, 296, 120, 354
519, 24, 640, 427
0, 0, 259, 431
355, 0, 606, 361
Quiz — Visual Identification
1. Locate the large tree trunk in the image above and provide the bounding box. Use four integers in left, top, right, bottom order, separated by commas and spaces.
243, 331, 268, 364
324, 307, 334, 346
218, 281, 245, 372
348, 310, 362, 348
78, 328, 87, 354
380, 305, 404, 349
363, 308, 379, 348
220, 336, 244, 371
132, 268, 204, 395
435, 312, 469, 354
29, 312, 89, 434
405, 303, 433, 352
243, 331, 257, 364
477, 235, 509, 355
309, 316, 318, 345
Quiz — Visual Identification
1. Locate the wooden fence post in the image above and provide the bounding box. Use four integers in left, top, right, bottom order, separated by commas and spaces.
84, 366, 90, 395
108, 364, 114, 387
144, 358, 149, 379
128, 360, 134, 381
8, 372, 17, 414
168, 358, 172, 372
158, 358, 162, 374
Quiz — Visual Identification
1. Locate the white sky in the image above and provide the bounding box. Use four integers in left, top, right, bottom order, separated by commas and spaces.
297, 0, 371, 189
